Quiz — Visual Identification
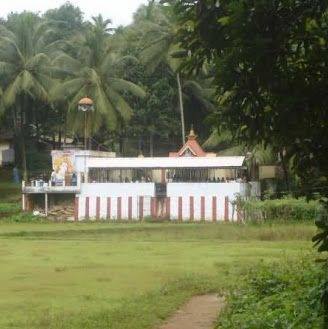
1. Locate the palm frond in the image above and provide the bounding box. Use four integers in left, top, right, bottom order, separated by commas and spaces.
0, 36, 23, 63
109, 78, 146, 98
108, 89, 133, 121
140, 37, 172, 72
21, 70, 48, 102
50, 78, 85, 102
26, 53, 50, 71
203, 129, 234, 149
94, 86, 117, 130
3, 74, 22, 106
0, 61, 16, 76
0, 25, 17, 44
52, 53, 83, 76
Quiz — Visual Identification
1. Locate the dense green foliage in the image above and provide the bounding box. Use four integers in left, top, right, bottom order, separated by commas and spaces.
167, 1, 328, 323
169, 0, 328, 196
0, 2, 217, 174
218, 258, 325, 329
241, 197, 319, 221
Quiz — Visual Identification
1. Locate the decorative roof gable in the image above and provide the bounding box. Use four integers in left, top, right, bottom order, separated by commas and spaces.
170, 126, 208, 157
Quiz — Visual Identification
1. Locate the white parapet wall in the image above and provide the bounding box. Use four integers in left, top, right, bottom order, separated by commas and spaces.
167, 182, 243, 222
167, 182, 244, 198
76, 195, 152, 220
75, 182, 245, 221
79, 182, 155, 197
76, 183, 155, 220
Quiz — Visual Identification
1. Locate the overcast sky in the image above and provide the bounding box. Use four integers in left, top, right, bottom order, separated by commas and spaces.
0, 0, 149, 26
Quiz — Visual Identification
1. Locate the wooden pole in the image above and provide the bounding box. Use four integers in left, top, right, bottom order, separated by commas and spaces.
84, 111, 87, 150
176, 73, 185, 145
45, 193, 48, 216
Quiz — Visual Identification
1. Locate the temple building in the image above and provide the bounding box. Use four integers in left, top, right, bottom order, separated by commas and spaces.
22, 128, 260, 221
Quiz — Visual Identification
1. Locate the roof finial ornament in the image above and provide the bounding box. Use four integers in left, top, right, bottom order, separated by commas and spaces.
188, 124, 197, 140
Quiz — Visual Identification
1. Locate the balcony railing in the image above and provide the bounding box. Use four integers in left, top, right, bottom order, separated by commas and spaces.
22, 179, 80, 194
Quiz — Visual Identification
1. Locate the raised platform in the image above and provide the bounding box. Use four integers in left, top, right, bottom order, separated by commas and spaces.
22, 186, 80, 194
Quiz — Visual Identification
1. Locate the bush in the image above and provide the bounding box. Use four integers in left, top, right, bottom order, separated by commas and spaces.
0, 212, 43, 223
240, 197, 319, 221
0, 202, 21, 214
0, 182, 20, 203
217, 258, 325, 329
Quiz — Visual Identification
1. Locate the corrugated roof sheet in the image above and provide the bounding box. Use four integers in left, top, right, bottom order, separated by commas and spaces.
87, 156, 245, 169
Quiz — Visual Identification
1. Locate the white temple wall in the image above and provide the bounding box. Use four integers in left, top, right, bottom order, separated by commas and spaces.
77, 196, 150, 220
75, 182, 245, 221
167, 182, 243, 198
80, 183, 155, 197
75, 194, 238, 221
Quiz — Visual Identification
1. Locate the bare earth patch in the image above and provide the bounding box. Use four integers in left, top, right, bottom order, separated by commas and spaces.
159, 294, 225, 329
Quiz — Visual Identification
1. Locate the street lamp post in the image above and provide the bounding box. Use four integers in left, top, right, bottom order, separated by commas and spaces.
78, 97, 94, 150
78, 97, 94, 184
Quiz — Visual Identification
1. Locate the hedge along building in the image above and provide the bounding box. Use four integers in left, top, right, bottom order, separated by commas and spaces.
22, 129, 259, 221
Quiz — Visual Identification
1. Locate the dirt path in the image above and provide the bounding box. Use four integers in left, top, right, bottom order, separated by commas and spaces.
159, 294, 225, 329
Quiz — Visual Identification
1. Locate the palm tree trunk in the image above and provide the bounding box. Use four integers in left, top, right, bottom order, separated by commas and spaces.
149, 133, 154, 157
280, 150, 290, 192
19, 97, 28, 181
176, 73, 185, 144
58, 128, 62, 149
20, 132, 28, 181
63, 114, 67, 146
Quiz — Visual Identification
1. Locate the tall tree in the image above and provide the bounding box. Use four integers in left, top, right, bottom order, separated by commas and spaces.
170, 0, 328, 324
138, 3, 186, 143
44, 2, 84, 38
138, 3, 215, 143
0, 12, 58, 179
51, 15, 146, 138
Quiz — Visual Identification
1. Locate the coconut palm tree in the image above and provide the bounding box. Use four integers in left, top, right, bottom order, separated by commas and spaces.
138, 4, 214, 144
51, 15, 146, 138
0, 12, 59, 179
138, 5, 186, 143
203, 128, 277, 181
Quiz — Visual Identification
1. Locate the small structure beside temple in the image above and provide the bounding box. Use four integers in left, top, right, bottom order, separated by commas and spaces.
22, 129, 259, 221
0, 132, 15, 167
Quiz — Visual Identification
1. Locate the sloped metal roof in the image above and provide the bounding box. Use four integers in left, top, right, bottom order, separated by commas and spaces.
87, 156, 245, 169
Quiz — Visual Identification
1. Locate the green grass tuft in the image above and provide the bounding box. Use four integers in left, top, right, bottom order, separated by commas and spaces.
217, 258, 325, 328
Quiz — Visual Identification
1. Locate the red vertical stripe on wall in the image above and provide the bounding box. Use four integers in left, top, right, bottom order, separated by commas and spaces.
224, 196, 229, 221
96, 197, 100, 220
154, 198, 158, 219
189, 196, 194, 221
161, 169, 165, 183
166, 197, 170, 219
128, 196, 132, 220
212, 196, 217, 222
117, 197, 122, 220
237, 205, 242, 222
85, 197, 89, 220
139, 196, 144, 220
150, 197, 155, 218
201, 196, 205, 220
178, 197, 183, 221
107, 197, 111, 220
74, 197, 79, 221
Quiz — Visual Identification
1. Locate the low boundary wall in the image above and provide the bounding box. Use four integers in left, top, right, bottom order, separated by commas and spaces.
75, 195, 241, 221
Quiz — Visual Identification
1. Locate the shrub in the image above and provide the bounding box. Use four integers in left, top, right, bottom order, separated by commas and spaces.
217, 258, 325, 329
0, 202, 21, 214
240, 197, 319, 221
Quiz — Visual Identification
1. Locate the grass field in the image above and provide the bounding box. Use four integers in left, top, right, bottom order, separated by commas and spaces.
0, 220, 317, 329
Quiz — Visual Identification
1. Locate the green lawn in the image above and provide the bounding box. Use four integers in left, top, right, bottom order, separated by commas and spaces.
0, 221, 316, 329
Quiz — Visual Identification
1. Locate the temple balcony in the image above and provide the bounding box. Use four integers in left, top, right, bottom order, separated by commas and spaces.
22, 180, 80, 194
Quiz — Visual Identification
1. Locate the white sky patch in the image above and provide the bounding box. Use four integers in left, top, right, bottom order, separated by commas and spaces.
0, 0, 149, 26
